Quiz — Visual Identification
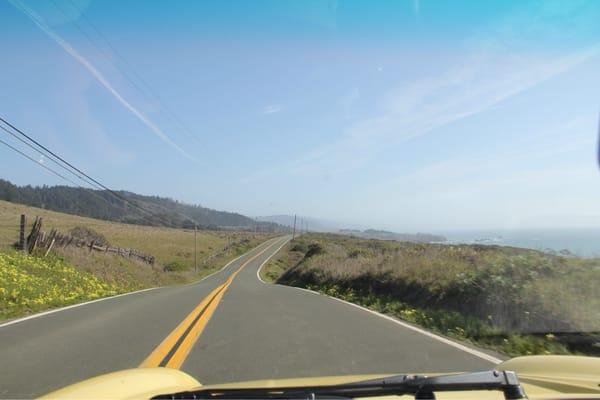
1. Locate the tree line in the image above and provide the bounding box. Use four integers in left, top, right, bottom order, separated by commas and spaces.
0, 179, 272, 230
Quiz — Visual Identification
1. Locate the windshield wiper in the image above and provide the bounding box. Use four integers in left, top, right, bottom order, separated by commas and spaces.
152, 370, 527, 400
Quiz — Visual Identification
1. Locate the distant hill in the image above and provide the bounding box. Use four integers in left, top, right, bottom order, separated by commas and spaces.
0, 179, 277, 230
340, 229, 446, 243
257, 214, 445, 243
256, 215, 363, 232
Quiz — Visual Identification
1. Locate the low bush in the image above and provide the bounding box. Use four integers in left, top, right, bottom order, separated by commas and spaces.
163, 260, 189, 272
69, 226, 109, 246
305, 243, 324, 258
290, 242, 309, 253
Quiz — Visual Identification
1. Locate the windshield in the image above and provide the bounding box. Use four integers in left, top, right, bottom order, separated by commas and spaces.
0, 1, 599, 399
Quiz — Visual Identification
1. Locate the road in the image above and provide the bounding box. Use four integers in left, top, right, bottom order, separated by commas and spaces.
0, 236, 501, 398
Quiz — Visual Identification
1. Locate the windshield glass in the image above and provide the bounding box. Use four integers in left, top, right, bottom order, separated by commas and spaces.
0, 1, 599, 398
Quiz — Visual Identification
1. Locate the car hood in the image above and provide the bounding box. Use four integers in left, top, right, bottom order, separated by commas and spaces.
40, 355, 600, 400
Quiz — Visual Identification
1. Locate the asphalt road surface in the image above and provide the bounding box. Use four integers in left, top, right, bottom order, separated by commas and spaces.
0, 236, 501, 398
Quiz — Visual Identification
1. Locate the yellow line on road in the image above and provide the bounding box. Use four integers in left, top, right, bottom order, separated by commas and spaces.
140, 238, 284, 369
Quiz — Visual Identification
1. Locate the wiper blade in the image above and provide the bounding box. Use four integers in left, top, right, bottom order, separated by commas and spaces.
152, 370, 527, 400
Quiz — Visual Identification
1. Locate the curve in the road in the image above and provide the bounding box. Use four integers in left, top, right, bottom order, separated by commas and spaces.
0, 236, 286, 398
255, 254, 503, 365
176, 239, 502, 384
140, 237, 288, 369
0, 235, 503, 398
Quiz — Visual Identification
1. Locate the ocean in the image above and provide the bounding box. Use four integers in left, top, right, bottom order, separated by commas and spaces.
440, 229, 600, 258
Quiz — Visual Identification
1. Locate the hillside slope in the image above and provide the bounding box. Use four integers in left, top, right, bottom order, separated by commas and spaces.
264, 233, 600, 357
0, 200, 272, 320
0, 199, 264, 269
0, 179, 271, 229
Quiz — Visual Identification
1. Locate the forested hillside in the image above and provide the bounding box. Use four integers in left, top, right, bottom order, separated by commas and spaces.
0, 179, 267, 229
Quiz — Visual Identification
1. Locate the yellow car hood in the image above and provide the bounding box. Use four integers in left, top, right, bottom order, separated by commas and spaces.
41, 355, 600, 400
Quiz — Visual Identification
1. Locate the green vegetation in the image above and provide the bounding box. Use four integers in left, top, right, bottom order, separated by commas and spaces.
0, 178, 279, 229
0, 200, 272, 320
0, 250, 122, 320
163, 260, 189, 272
260, 243, 305, 283
264, 233, 600, 357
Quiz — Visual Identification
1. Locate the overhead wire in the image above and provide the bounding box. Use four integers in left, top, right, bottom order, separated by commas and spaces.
0, 117, 184, 229
0, 137, 85, 187
0, 123, 103, 191
0, 116, 209, 230
1, 2, 235, 231
0, 134, 163, 227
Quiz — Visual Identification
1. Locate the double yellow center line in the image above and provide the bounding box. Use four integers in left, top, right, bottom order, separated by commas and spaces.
140, 239, 283, 369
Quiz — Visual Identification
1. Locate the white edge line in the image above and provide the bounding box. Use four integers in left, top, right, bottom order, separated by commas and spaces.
0, 287, 159, 329
0, 237, 281, 329
256, 237, 292, 283
326, 295, 503, 365
183, 236, 280, 286
256, 241, 503, 365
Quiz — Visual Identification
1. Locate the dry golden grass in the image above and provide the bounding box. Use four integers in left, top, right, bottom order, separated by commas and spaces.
276, 233, 600, 334
269, 234, 600, 356
0, 200, 276, 320
0, 199, 266, 269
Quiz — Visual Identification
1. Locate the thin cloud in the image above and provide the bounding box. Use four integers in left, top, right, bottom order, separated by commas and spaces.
245, 45, 598, 184
263, 105, 283, 114
9, 0, 196, 162
286, 51, 598, 178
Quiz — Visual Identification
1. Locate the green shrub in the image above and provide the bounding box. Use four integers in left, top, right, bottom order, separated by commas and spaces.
163, 260, 189, 272
290, 242, 309, 253
348, 248, 370, 258
305, 243, 324, 258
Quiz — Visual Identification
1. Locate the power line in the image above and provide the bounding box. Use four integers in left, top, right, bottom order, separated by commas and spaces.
0, 116, 215, 231
0, 116, 112, 192
0, 116, 183, 228
0, 123, 103, 191
0, 137, 81, 186
0, 134, 170, 227
0, 116, 160, 219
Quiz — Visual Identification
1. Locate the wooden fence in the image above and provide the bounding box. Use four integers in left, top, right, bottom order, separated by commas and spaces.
18, 215, 155, 265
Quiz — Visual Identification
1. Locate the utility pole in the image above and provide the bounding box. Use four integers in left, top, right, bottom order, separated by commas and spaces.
292, 214, 297, 240
194, 224, 197, 273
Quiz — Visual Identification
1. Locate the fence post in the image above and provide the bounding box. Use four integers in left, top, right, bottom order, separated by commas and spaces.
44, 237, 56, 257
19, 214, 26, 251
27, 217, 43, 253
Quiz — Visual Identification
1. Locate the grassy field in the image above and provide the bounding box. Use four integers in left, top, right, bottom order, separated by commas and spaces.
263, 233, 600, 357
0, 200, 272, 320
0, 199, 269, 269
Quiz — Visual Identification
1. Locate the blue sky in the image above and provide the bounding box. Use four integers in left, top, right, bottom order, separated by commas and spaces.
1, 0, 600, 231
